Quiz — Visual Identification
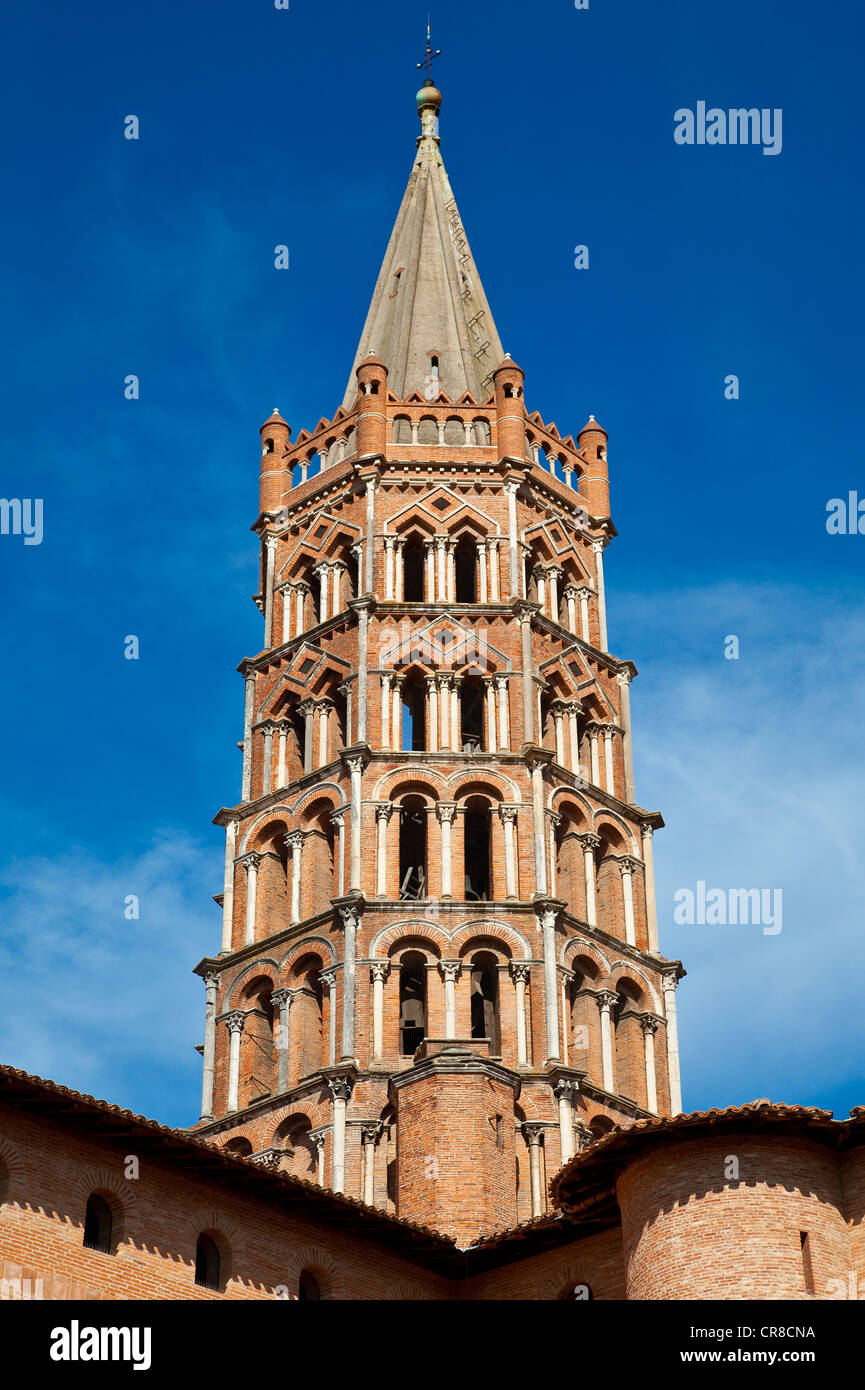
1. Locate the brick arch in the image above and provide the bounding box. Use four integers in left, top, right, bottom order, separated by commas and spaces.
450, 919, 531, 960
446, 768, 522, 802
607, 961, 661, 1012
591, 810, 639, 855
296, 793, 341, 831
217, 1129, 257, 1154
288, 781, 346, 824
381, 1278, 438, 1301
177, 1205, 242, 1262
279, 1245, 345, 1301
246, 818, 290, 855
561, 936, 611, 974
239, 806, 295, 855
226, 958, 280, 1007
68, 1166, 136, 1235
268, 1096, 327, 1133
369, 919, 451, 959
385, 933, 444, 963
371, 764, 447, 800
278, 936, 336, 979
549, 786, 593, 825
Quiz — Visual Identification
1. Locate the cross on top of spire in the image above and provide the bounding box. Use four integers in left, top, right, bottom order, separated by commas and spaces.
417, 20, 441, 83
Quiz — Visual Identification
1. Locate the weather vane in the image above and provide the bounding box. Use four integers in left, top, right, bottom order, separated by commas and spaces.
417, 19, 441, 83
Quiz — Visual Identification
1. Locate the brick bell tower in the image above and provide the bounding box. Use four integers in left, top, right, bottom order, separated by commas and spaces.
192, 67, 685, 1245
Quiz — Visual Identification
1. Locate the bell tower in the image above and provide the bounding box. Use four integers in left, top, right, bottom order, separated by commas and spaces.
193, 65, 685, 1245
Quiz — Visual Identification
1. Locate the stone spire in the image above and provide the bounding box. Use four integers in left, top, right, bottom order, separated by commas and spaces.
341, 76, 505, 409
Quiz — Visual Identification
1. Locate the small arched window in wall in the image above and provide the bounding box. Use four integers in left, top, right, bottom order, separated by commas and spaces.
83, 1194, 114, 1254
195, 1233, 221, 1290
298, 1268, 321, 1300
470, 951, 500, 1051
399, 951, 428, 1055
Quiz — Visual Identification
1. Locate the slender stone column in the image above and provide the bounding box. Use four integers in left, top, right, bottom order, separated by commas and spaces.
391, 673, 403, 752
345, 756, 364, 894
320, 968, 337, 1067
315, 563, 329, 624
299, 699, 315, 774
331, 562, 345, 615
564, 584, 578, 635
380, 672, 392, 747
592, 539, 608, 651
552, 704, 566, 766
555, 1078, 579, 1164
263, 535, 277, 649
272, 987, 292, 1094
603, 726, 615, 794
439, 961, 461, 1039
496, 675, 510, 748
340, 681, 352, 750
295, 581, 309, 637
438, 674, 451, 749
483, 677, 497, 752
424, 541, 436, 601
548, 566, 562, 624
533, 566, 546, 616
563, 463, 574, 488
241, 671, 256, 802
331, 809, 346, 898
364, 477, 378, 592
316, 699, 332, 767
505, 481, 520, 596
547, 812, 561, 897
450, 675, 462, 750
200, 971, 219, 1120
617, 670, 635, 802
425, 675, 438, 751
529, 759, 548, 895
499, 805, 519, 899
286, 832, 303, 925
276, 722, 288, 789
588, 725, 600, 786
384, 537, 395, 600
221, 821, 237, 952
579, 833, 601, 926
446, 541, 456, 601
370, 962, 389, 1061
281, 584, 293, 644
411, 419, 420, 444
241, 852, 261, 946
510, 962, 530, 1067
477, 540, 488, 602
435, 535, 447, 601
339, 903, 362, 1060
375, 803, 392, 897
620, 856, 637, 946
560, 969, 574, 1064
261, 722, 274, 795
597, 990, 617, 1093
436, 803, 456, 899
663, 973, 683, 1115
642, 825, 659, 953
312, 1132, 326, 1186
488, 538, 501, 600
566, 703, 580, 776
394, 540, 405, 602
355, 598, 371, 744
577, 585, 591, 643
536, 902, 561, 1063
225, 1011, 245, 1113
524, 1123, 544, 1218
641, 1015, 660, 1114
518, 608, 535, 743
327, 1074, 354, 1194
362, 1123, 381, 1207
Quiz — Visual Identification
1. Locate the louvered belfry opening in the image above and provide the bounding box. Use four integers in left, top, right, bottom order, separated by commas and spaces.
470, 952, 500, 1051
464, 797, 491, 900
398, 796, 427, 899
399, 951, 427, 1056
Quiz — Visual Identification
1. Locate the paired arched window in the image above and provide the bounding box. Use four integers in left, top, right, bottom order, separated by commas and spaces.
399, 951, 427, 1055
195, 1233, 221, 1290
83, 1194, 113, 1254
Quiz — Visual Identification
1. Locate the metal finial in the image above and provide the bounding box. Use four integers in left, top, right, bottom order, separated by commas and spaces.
417, 19, 441, 82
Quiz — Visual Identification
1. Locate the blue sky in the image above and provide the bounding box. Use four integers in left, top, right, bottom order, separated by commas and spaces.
0, 0, 863, 1127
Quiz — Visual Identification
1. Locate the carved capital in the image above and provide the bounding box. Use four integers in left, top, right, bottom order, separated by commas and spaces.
239, 852, 262, 873
369, 961, 390, 984
596, 990, 619, 1013
522, 1122, 545, 1148
375, 802, 394, 823
284, 831, 304, 853
498, 804, 518, 824
438, 960, 462, 984
578, 833, 602, 853
639, 1013, 662, 1036
619, 855, 638, 875
271, 988, 292, 1011
224, 1010, 246, 1035
662, 972, 679, 994
509, 961, 530, 986
436, 802, 457, 825
319, 968, 337, 991
326, 1073, 354, 1104
554, 1078, 580, 1104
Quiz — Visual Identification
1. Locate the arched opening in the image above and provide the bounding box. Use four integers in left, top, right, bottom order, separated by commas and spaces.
460, 675, 484, 753
464, 797, 492, 901
402, 673, 426, 752
347, 546, 360, 599
308, 567, 322, 624
398, 796, 427, 899
242, 976, 275, 1104
223, 1137, 253, 1156
455, 537, 476, 603
403, 536, 425, 601
194, 1233, 221, 1290
298, 1269, 321, 1301
83, 1194, 113, 1254
274, 1116, 317, 1178
559, 1282, 594, 1301
289, 955, 324, 1080
470, 951, 500, 1050
399, 950, 427, 1056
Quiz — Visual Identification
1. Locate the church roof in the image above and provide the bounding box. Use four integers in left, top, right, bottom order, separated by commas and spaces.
341, 81, 504, 409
